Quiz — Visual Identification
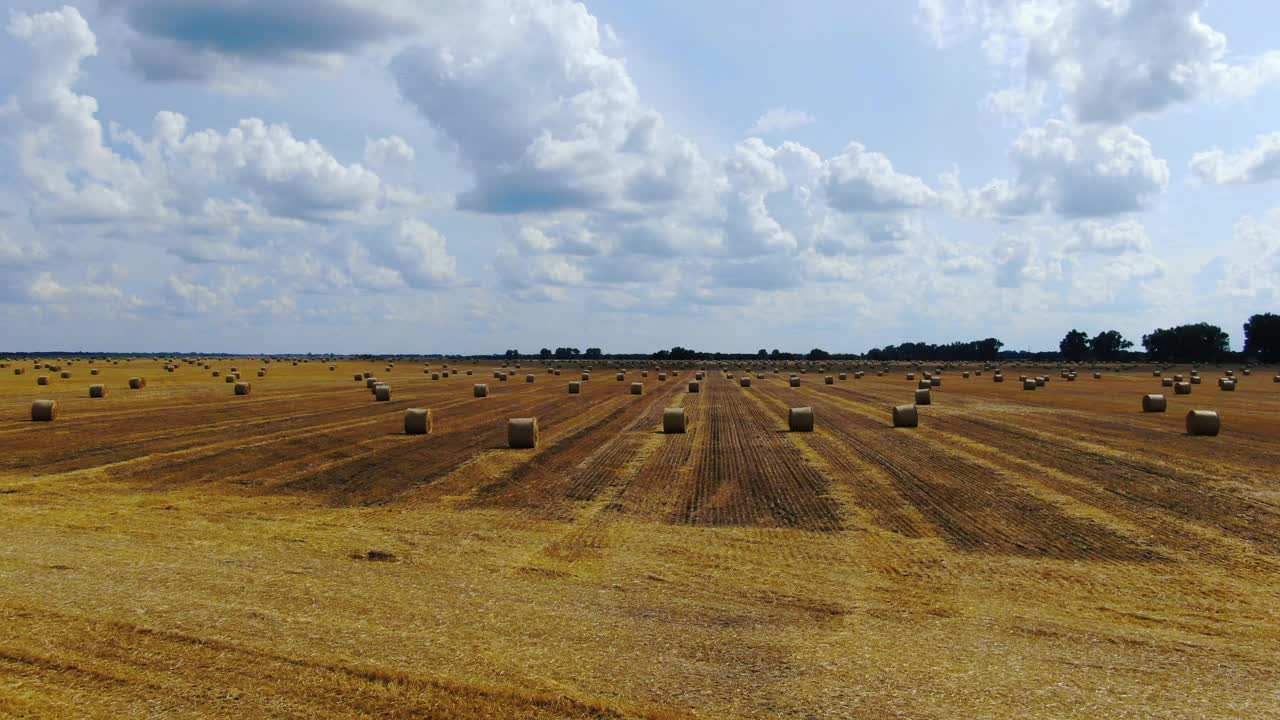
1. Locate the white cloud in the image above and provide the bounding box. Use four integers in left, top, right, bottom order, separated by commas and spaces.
1191, 132, 1280, 185
970, 120, 1168, 218
748, 107, 816, 135
823, 142, 937, 213
918, 0, 1280, 123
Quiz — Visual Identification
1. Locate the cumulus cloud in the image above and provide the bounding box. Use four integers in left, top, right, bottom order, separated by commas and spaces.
748, 107, 816, 135
100, 0, 423, 90
970, 120, 1168, 218
918, 0, 1280, 123
389, 0, 714, 215
1191, 132, 1280, 185
823, 142, 937, 213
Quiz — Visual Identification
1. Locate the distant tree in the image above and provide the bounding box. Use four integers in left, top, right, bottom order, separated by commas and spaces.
504, 349, 520, 358
1142, 323, 1229, 362
1243, 313, 1280, 363
757, 348, 768, 358
807, 348, 830, 361
583, 347, 603, 359
770, 349, 783, 359
1059, 329, 1090, 361
1089, 330, 1133, 360
976, 337, 1004, 361
539, 348, 552, 358
667, 346, 698, 360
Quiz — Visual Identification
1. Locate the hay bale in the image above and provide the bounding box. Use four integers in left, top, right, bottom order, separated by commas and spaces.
227, 375, 239, 384
404, 408, 432, 435
658, 373, 667, 381
60, 371, 71, 379
508, 418, 539, 448
788, 406, 815, 432
789, 377, 801, 387
1220, 379, 1236, 391
473, 384, 489, 398
1191, 376, 1202, 384
582, 373, 591, 381
466, 370, 473, 375
962, 371, 971, 379
12, 368, 24, 375
915, 388, 931, 405
569, 381, 581, 394
526, 374, 535, 383
616, 372, 625, 381
1094, 372, 1102, 379
630, 382, 643, 395
825, 376, 834, 385
1022, 379, 1036, 390
89, 384, 106, 398
1175, 381, 1191, 395
907, 373, 916, 381
498, 373, 508, 382
374, 385, 391, 401
257, 370, 266, 377
37, 375, 49, 386
129, 377, 145, 389
1152, 370, 1162, 377
31, 399, 59, 421
353, 373, 362, 381
366, 378, 379, 388
892, 404, 918, 428
917, 380, 930, 390
740, 377, 751, 388
1174, 374, 1184, 382
688, 381, 701, 393
432, 373, 440, 380
1185, 410, 1220, 436
1161, 377, 1174, 387
695, 372, 705, 381
90, 368, 99, 376
1034, 377, 1046, 387
1142, 394, 1167, 413
235, 382, 252, 396
663, 407, 686, 433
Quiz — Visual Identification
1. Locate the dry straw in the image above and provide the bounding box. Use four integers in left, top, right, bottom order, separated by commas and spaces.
129, 377, 145, 389
915, 388, 931, 405
1142, 394, 1167, 412
31, 399, 59, 421
663, 407, 686, 433
375, 385, 391, 401
508, 418, 539, 448
740, 377, 752, 387
688, 380, 701, 393
569, 381, 581, 394
789, 406, 815, 432
404, 408, 432, 435
473, 384, 489, 398
1175, 382, 1191, 395
235, 382, 252, 396
89, 384, 106, 398
892, 404, 918, 427
630, 382, 643, 395
1185, 410, 1220, 436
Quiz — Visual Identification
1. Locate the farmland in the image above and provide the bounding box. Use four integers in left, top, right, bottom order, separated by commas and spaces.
1, 359, 1278, 719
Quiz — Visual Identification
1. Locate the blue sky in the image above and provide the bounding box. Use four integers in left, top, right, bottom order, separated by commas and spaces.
1, 1, 1278, 354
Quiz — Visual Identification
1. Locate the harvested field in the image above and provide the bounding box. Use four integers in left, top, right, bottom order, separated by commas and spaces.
1, 360, 1279, 719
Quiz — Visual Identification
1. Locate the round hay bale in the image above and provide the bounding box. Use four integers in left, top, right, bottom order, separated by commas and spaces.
629, 382, 643, 395
473, 384, 489, 398
431, 373, 440, 380
89, 384, 106, 398
892, 404, 918, 428
788, 406, 815, 432
839, 373, 848, 380
554, 369, 561, 376
526, 374, 535, 383
582, 373, 591, 381
688, 381, 701, 393
917, 380, 930, 390
962, 371, 971, 379
616, 373, 625, 381
508, 418, 539, 449
12, 368, 24, 375
569, 381, 581, 394
90, 368, 99, 376
1094, 372, 1102, 379
1191, 376, 1202, 384
907, 373, 916, 381
31, 399, 59, 421
994, 375, 1005, 382
129, 377, 145, 389
227, 375, 239, 384
1242, 369, 1251, 376
915, 388, 931, 405
1220, 380, 1236, 391
1161, 377, 1174, 387
695, 372, 705, 381
466, 370, 473, 375
1066, 374, 1076, 381
37, 375, 49, 385
1174, 374, 1184, 382
366, 378, 379, 389
825, 376, 834, 385
1142, 394, 1167, 412
663, 407, 686, 434
740, 377, 752, 388
1034, 377, 1046, 387
353, 373, 362, 381
1174, 381, 1191, 395
374, 385, 391, 401
1022, 379, 1036, 390
1185, 410, 1220, 436
1152, 370, 1162, 377
60, 371, 71, 379
658, 373, 667, 381
235, 382, 252, 396
498, 373, 508, 382
404, 408, 432, 435
789, 377, 801, 388
257, 370, 266, 377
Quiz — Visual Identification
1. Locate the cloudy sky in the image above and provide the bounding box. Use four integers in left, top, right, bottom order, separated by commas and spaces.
1, 1, 1278, 354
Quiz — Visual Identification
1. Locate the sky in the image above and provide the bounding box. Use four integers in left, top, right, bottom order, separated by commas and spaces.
1, 0, 1278, 355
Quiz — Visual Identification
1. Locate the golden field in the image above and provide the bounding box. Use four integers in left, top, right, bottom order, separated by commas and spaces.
0, 358, 1278, 719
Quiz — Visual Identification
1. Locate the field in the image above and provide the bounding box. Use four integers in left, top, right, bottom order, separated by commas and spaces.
1, 359, 1278, 719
